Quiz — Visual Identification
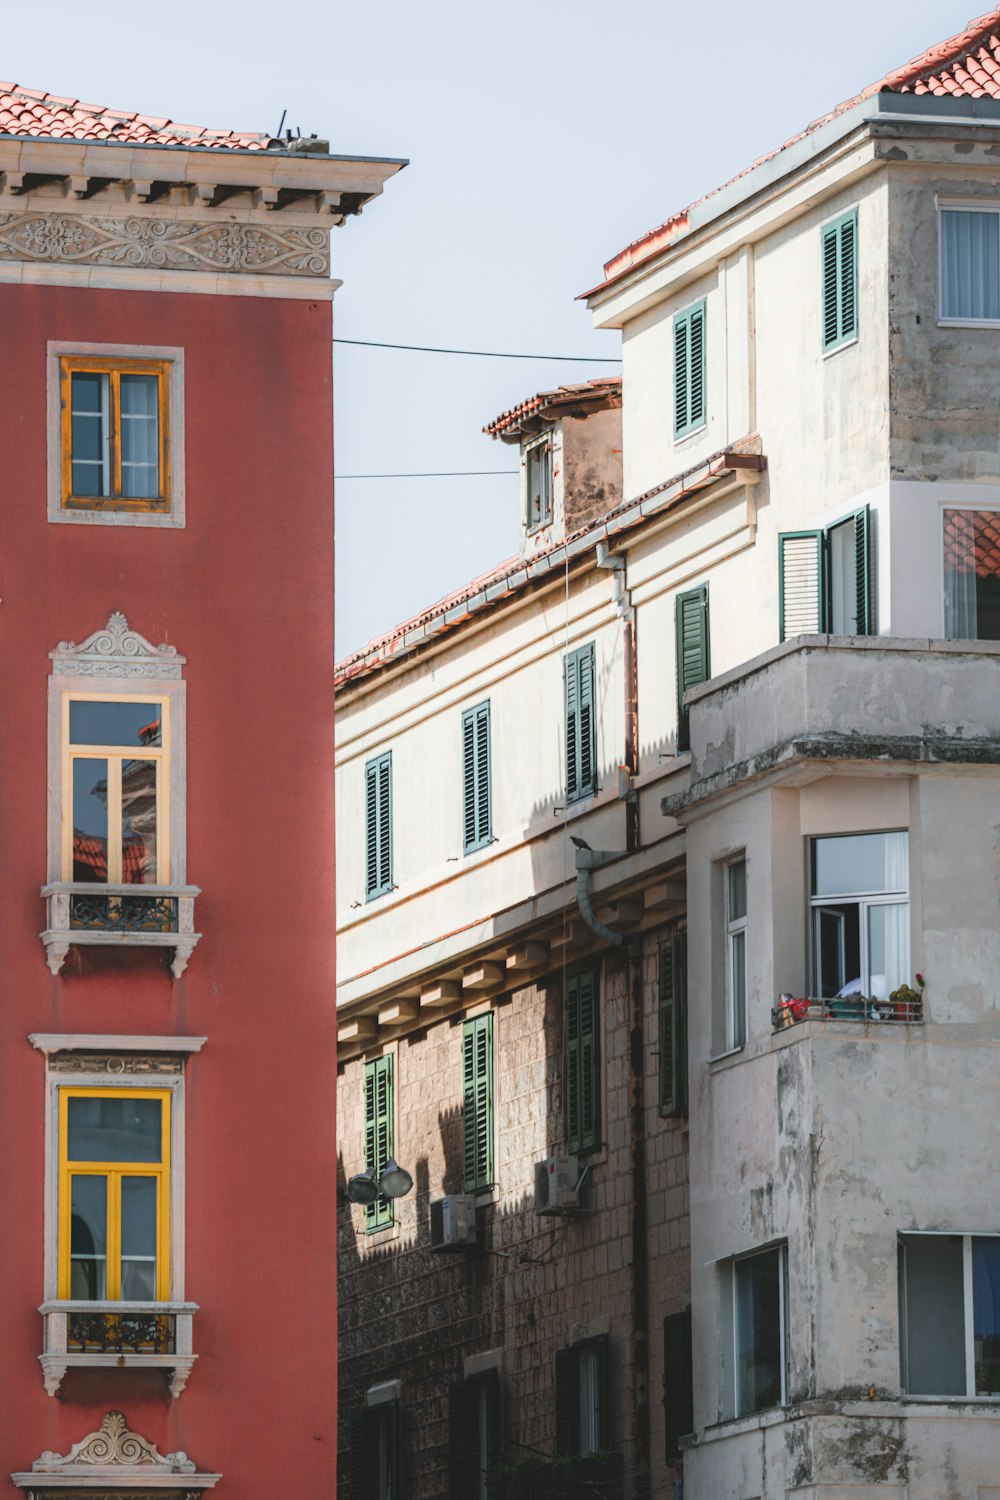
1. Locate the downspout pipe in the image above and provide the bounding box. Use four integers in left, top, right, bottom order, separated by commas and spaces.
573, 845, 625, 948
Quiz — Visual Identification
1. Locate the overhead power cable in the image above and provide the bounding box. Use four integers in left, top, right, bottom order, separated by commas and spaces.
336, 469, 517, 480
334, 337, 621, 363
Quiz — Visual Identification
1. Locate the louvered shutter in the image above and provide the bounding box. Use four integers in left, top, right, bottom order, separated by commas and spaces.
853, 505, 873, 635
566, 969, 599, 1153
675, 586, 710, 753
364, 1054, 394, 1231
663, 1310, 694, 1464
462, 702, 492, 852
674, 301, 707, 436
565, 645, 596, 804
659, 929, 688, 1119
555, 1347, 578, 1456
595, 1335, 611, 1450
448, 1382, 470, 1500
778, 532, 824, 641
350, 1409, 368, 1500
462, 1013, 494, 1192
365, 752, 393, 898
822, 211, 858, 350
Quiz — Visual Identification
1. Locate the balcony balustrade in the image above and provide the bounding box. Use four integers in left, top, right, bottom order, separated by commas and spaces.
772, 994, 923, 1029
40, 882, 201, 978
39, 1299, 198, 1397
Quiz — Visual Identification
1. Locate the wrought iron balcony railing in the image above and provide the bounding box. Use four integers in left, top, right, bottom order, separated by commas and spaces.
772, 995, 924, 1029
41, 882, 201, 978
39, 1299, 198, 1398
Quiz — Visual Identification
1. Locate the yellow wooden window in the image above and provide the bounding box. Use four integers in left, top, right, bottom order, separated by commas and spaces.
62, 695, 170, 885
59, 356, 170, 513
58, 1087, 171, 1301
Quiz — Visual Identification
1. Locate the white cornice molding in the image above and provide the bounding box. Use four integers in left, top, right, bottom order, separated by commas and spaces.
29, 1034, 207, 1055
11, 1409, 221, 1491
49, 610, 185, 679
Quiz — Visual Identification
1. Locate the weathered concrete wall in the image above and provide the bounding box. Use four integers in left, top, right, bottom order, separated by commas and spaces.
561, 406, 623, 534
337, 934, 690, 1500
888, 156, 1000, 481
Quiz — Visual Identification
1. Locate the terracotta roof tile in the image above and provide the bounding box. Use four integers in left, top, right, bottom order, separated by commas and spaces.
591, 8, 1000, 295
484, 376, 622, 438
0, 82, 277, 151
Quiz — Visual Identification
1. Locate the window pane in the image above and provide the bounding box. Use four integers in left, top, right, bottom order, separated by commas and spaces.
867, 902, 909, 1000
735, 1249, 784, 1415
70, 701, 162, 748
973, 1237, 1000, 1395
941, 210, 1000, 320
812, 832, 907, 897
72, 758, 108, 883
121, 1176, 158, 1300
577, 1346, 601, 1455
729, 930, 747, 1047
727, 859, 746, 921
121, 759, 157, 883
67, 1096, 162, 1163
900, 1235, 966, 1395
70, 371, 109, 498
828, 518, 857, 634
526, 445, 551, 528
120, 375, 160, 499
70, 1175, 107, 1299
943, 509, 1000, 641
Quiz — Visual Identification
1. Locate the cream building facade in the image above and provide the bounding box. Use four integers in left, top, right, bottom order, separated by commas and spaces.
337, 13, 1000, 1499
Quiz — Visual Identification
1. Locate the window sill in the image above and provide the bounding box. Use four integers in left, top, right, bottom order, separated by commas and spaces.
673, 422, 707, 448
938, 316, 1000, 330
822, 332, 859, 359
41, 882, 201, 979
708, 1044, 746, 1068
39, 1299, 198, 1398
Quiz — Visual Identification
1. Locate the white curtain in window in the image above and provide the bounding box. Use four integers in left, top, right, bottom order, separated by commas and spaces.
942, 211, 1000, 320
881, 831, 908, 892
868, 901, 908, 999
944, 509, 978, 639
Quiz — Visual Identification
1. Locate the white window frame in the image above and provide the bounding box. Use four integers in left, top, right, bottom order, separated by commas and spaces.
47, 613, 188, 887
899, 1232, 1000, 1400
936, 198, 1000, 329
731, 1243, 789, 1418
940, 501, 1000, 640
810, 831, 908, 1001
523, 435, 554, 532
47, 340, 186, 528
725, 857, 747, 1050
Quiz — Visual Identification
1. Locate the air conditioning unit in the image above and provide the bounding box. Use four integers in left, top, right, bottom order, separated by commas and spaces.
430, 1194, 478, 1251
534, 1155, 584, 1216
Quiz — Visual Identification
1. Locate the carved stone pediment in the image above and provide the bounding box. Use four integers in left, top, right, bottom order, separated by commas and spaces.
50, 612, 185, 680
33, 1411, 194, 1473
0, 211, 330, 277
11, 1410, 221, 1492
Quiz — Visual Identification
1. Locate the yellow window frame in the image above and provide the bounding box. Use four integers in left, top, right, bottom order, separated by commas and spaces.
57, 1086, 171, 1301
59, 355, 171, 514
61, 692, 171, 885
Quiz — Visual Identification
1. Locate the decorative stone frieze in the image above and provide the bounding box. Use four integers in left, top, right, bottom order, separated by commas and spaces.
0, 211, 330, 277
46, 1052, 187, 1076
11, 1408, 221, 1492
50, 611, 185, 680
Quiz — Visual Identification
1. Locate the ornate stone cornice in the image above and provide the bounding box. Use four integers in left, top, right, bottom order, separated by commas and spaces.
50, 611, 185, 680
33, 1411, 195, 1473
11, 1410, 221, 1493
0, 211, 330, 277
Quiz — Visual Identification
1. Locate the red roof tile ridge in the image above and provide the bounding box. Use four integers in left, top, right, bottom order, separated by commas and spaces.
484, 375, 623, 436
590, 9, 1000, 296
0, 82, 277, 150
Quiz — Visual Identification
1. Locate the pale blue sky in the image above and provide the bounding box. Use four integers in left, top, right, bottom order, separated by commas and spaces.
4, 0, 970, 656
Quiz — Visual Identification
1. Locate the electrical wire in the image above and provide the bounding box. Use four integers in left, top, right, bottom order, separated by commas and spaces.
333, 337, 621, 363
335, 469, 517, 479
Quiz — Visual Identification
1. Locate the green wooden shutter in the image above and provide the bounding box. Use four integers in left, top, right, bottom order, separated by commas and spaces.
659, 929, 688, 1119
674, 301, 707, 437
675, 585, 709, 753
462, 702, 491, 853
778, 532, 825, 641
364, 1054, 394, 1231
595, 1335, 611, 1450
554, 1347, 578, 1456
663, 1310, 694, 1464
853, 504, 873, 635
349, 1409, 367, 1500
566, 969, 599, 1153
365, 751, 393, 899
462, 1013, 494, 1192
447, 1382, 470, 1500
565, 644, 596, 804
822, 210, 858, 350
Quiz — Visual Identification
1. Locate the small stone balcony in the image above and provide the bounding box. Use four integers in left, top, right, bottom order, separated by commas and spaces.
772, 994, 923, 1030
40, 882, 201, 979
39, 1299, 198, 1397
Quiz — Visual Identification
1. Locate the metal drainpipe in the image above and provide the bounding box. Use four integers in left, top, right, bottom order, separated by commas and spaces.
571, 846, 650, 1498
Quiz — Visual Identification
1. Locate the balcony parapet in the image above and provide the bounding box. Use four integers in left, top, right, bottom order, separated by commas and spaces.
665, 636, 1000, 816
773, 995, 923, 1029
39, 1299, 198, 1397
41, 883, 201, 979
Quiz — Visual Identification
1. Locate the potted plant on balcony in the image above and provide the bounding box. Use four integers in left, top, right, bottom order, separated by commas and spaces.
889, 973, 925, 1021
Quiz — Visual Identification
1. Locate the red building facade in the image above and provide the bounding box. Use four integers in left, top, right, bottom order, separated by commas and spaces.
0, 88, 402, 1496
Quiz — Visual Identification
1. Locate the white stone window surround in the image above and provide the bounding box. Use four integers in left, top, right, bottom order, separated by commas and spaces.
31, 1032, 204, 1398
46, 340, 185, 528
936, 196, 1000, 329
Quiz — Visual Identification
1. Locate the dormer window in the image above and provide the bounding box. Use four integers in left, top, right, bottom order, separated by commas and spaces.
525, 438, 553, 531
